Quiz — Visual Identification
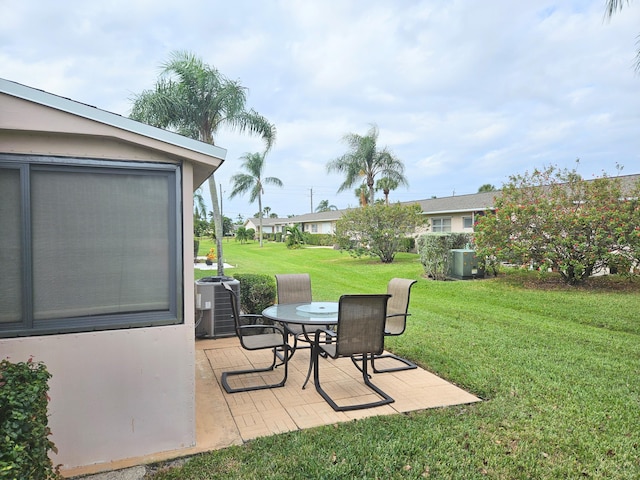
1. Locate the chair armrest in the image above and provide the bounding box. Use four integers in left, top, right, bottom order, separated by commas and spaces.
238, 323, 285, 334
313, 328, 336, 344
238, 314, 265, 322
386, 313, 410, 319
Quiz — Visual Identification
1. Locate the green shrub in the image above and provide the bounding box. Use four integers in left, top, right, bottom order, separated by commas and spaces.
398, 236, 416, 253
417, 232, 472, 280
305, 233, 335, 246
0, 358, 62, 480
232, 273, 276, 314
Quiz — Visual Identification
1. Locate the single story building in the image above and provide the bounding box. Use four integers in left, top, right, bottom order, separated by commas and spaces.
260, 175, 639, 238
0, 78, 226, 471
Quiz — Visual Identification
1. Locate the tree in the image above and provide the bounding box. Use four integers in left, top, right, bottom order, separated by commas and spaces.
478, 184, 496, 193
605, 0, 640, 72
235, 226, 250, 244
327, 124, 408, 205
474, 165, 640, 285
355, 184, 369, 206
130, 51, 276, 275
193, 188, 207, 221
376, 177, 400, 205
229, 151, 283, 247
315, 200, 337, 212
335, 203, 425, 263
284, 224, 306, 249
222, 216, 233, 237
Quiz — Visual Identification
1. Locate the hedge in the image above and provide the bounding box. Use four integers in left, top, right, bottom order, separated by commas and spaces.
0, 358, 62, 479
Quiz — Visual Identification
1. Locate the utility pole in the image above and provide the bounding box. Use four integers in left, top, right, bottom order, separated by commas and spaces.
310, 187, 313, 213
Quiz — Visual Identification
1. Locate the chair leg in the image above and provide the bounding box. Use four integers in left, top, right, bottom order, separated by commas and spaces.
314, 352, 394, 411
371, 353, 418, 373
222, 347, 288, 393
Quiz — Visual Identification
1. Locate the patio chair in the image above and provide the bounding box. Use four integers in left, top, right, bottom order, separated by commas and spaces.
351, 278, 418, 374
220, 282, 290, 393
311, 294, 394, 411
275, 273, 331, 358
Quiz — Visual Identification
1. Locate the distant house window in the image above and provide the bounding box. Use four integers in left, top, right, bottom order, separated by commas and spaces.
0, 154, 182, 337
463, 216, 473, 229
311, 223, 318, 233
431, 217, 451, 232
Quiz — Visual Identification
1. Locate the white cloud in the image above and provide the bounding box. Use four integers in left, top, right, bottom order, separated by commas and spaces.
3, 0, 639, 216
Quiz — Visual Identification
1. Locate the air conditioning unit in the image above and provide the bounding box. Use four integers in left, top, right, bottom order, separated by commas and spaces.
448, 249, 485, 280
195, 276, 239, 338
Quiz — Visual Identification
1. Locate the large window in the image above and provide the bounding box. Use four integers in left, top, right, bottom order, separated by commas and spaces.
0, 155, 182, 337
431, 217, 451, 232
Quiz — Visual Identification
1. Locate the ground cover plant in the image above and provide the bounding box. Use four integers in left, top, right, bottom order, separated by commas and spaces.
172, 239, 640, 479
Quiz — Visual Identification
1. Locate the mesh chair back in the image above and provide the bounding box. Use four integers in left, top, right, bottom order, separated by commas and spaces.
335, 294, 390, 357
385, 278, 417, 335
275, 273, 312, 304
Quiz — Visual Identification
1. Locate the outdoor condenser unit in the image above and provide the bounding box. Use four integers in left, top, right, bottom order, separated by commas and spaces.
195, 276, 239, 338
448, 249, 485, 280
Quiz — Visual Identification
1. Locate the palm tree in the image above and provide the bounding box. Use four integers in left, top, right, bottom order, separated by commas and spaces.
327, 124, 408, 205
193, 188, 207, 221
229, 151, 283, 247
315, 200, 337, 212
375, 177, 400, 205
355, 184, 369, 206
605, 0, 640, 72
130, 50, 276, 275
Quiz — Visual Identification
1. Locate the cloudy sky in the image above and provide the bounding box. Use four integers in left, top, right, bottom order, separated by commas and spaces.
2, 0, 639, 220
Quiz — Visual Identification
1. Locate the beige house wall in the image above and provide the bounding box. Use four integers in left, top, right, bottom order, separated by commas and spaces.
0, 86, 218, 471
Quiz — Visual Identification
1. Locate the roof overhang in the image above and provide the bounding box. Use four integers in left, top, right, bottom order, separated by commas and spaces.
0, 78, 226, 188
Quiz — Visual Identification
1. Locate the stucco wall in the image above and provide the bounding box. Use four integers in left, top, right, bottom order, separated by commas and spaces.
0, 140, 199, 470
1, 324, 196, 469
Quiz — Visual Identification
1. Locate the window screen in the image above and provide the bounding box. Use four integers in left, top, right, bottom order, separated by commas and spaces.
0, 156, 182, 337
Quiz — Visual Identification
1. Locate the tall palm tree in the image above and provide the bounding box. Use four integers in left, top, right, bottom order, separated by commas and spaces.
315, 200, 337, 212
326, 124, 408, 205
193, 188, 207, 221
229, 151, 283, 247
130, 50, 276, 275
605, 0, 640, 72
355, 184, 369, 206
375, 177, 400, 205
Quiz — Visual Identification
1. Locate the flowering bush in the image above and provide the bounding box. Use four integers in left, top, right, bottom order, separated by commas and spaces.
474, 165, 640, 284
206, 248, 216, 262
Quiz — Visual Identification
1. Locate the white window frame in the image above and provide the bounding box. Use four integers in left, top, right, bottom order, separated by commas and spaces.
431, 217, 452, 232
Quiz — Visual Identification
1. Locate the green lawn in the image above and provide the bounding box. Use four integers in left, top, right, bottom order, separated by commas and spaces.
167, 239, 640, 479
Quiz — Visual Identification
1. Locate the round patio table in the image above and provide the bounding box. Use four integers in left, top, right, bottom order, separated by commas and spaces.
262, 302, 339, 388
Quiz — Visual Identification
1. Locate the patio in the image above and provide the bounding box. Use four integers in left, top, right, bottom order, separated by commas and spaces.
68, 337, 480, 478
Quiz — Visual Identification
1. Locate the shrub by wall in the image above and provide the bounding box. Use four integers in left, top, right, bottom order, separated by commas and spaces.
304, 233, 335, 247
232, 273, 277, 314
417, 233, 472, 280
0, 358, 61, 479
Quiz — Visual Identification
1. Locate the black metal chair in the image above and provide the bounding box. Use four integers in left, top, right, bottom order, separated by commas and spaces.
351, 278, 418, 374
220, 282, 290, 393
310, 294, 394, 411
371, 278, 418, 373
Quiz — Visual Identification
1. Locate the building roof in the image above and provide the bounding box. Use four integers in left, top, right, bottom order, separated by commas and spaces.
1, 78, 226, 188
407, 190, 500, 215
